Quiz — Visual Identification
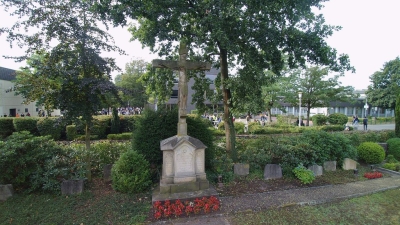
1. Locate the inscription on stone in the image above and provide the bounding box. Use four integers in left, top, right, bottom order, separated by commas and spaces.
196, 150, 204, 173
165, 152, 173, 176
176, 146, 194, 174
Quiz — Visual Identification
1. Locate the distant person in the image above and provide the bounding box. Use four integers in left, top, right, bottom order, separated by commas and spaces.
353, 116, 359, 130
363, 117, 368, 130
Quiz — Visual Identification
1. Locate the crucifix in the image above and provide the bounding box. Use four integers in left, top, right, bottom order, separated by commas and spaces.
152, 42, 211, 136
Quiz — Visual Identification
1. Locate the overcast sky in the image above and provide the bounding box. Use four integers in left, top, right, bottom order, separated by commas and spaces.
1, 0, 399, 90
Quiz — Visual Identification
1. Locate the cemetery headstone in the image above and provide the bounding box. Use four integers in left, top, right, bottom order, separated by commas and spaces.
264, 164, 283, 180
308, 165, 323, 176
323, 161, 337, 171
234, 163, 250, 176
61, 179, 85, 195
152, 41, 215, 201
343, 158, 357, 170
103, 164, 113, 182
0, 184, 13, 201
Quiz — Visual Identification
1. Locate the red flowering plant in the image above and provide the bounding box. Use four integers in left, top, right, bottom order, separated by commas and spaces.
153, 196, 220, 220
363, 171, 383, 179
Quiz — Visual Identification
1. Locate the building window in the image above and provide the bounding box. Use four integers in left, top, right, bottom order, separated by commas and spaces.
171, 90, 178, 98
36, 108, 39, 112
25, 108, 28, 112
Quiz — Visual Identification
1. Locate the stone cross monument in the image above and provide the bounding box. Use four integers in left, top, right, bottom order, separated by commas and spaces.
152, 42, 213, 197
152, 42, 211, 136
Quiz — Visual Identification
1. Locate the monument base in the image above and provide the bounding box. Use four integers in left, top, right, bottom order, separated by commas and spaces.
152, 183, 218, 203
159, 179, 209, 194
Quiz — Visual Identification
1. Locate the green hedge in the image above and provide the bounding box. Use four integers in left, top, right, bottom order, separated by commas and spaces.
328, 113, 348, 125
0, 118, 14, 138
13, 117, 39, 135
387, 138, 400, 160
107, 133, 132, 140
37, 118, 64, 140
66, 125, 77, 141
91, 116, 110, 139
119, 115, 137, 133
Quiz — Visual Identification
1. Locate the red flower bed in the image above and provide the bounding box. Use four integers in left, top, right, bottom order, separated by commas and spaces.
153, 196, 220, 220
363, 171, 383, 179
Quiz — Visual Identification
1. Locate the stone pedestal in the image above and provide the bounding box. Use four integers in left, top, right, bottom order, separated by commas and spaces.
61, 179, 85, 195
234, 163, 250, 176
0, 184, 13, 201
103, 164, 113, 182
343, 158, 357, 170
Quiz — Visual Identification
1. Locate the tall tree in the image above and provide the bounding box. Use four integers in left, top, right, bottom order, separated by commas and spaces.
366, 57, 400, 110
114, 58, 149, 108
283, 66, 358, 125
97, 0, 353, 161
1, 0, 123, 180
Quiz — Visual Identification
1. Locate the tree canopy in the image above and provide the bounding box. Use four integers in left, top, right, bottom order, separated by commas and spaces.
96, 0, 353, 160
366, 57, 400, 110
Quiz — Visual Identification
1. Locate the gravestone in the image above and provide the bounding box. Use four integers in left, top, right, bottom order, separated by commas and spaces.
152, 42, 216, 202
343, 158, 357, 170
61, 179, 84, 195
103, 164, 113, 182
0, 184, 13, 201
234, 163, 250, 176
264, 164, 282, 180
308, 165, 323, 176
324, 161, 337, 171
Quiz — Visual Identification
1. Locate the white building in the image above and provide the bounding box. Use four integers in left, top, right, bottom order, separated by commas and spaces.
0, 66, 60, 117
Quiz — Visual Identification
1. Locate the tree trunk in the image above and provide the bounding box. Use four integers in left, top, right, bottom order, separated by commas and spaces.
267, 108, 272, 123
85, 123, 92, 181
396, 94, 400, 137
219, 47, 237, 162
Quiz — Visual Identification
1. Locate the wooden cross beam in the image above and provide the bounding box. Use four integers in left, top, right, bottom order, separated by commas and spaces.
152, 42, 211, 136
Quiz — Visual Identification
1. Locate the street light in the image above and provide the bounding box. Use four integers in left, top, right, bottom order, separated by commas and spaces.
298, 92, 302, 127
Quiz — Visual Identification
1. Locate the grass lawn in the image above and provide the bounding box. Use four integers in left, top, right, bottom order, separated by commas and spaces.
0, 180, 152, 225
230, 188, 400, 225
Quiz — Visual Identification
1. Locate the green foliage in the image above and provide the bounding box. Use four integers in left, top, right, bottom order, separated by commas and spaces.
66, 125, 77, 141
346, 130, 396, 147
90, 141, 130, 176
208, 144, 235, 183
320, 125, 346, 132
292, 164, 315, 184
110, 108, 120, 134
312, 114, 328, 126
0, 118, 15, 138
328, 113, 348, 125
237, 138, 272, 171
386, 138, 400, 160
111, 150, 152, 194
37, 117, 64, 140
382, 163, 400, 171
91, 116, 110, 139
218, 121, 246, 134
119, 115, 137, 132
0, 131, 71, 193
386, 155, 398, 163
13, 118, 39, 135
132, 109, 215, 172
357, 142, 385, 164
107, 133, 132, 140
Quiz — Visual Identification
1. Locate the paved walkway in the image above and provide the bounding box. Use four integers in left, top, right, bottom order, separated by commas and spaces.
151, 170, 400, 225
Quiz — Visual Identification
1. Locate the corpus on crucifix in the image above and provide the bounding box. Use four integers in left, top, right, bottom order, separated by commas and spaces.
152, 42, 211, 136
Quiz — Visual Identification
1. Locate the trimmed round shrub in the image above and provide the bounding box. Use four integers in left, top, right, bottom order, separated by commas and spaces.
357, 142, 385, 164
327, 113, 348, 125
311, 114, 328, 126
111, 150, 152, 194
387, 138, 400, 160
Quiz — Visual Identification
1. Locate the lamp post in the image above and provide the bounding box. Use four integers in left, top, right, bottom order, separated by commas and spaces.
298, 92, 302, 127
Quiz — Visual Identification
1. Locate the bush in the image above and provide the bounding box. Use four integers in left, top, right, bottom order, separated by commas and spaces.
91, 116, 110, 139
0, 118, 15, 138
386, 154, 399, 163
66, 125, 77, 141
319, 125, 345, 132
132, 108, 215, 173
107, 133, 132, 140
13, 117, 39, 135
383, 163, 400, 171
120, 115, 137, 133
0, 131, 71, 193
218, 121, 246, 134
387, 138, 400, 160
357, 142, 385, 164
327, 113, 348, 125
37, 117, 64, 140
293, 164, 315, 184
111, 150, 152, 194
312, 114, 328, 126
237, 138, 272, 171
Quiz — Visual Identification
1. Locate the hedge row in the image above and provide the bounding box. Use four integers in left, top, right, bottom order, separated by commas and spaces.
0, 115, 139, 140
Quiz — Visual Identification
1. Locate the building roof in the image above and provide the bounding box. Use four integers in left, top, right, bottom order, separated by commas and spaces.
0, 67, 17, 81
